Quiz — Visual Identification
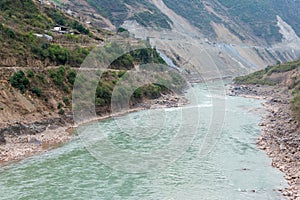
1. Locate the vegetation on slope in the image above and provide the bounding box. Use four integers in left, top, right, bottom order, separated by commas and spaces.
234, 60, 300, 121
110, 48, 166, 70
162, 0, 222, 37
0, 0, 184, 119
0, 0, 90, 34
0, 0, 94, 67
7, 43, 179, 116
87, 0, 172, 29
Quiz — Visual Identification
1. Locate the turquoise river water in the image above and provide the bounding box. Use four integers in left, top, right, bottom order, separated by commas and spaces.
0, 82, 287, 200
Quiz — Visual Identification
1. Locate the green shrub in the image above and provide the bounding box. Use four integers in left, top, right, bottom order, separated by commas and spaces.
72, 21, 90, 35
37, 74, 46, 84
67, 69, 77, 85
9, 70, 30, 93
57, 102, 63, 109
133, 87, 143, 99
63, 84, 69, 93
142, 84, 161, 99
27, 69, 35, 78
49, 67, 65, 87
4, 28, 15, 38
117, 27, 128, 33
58, 108, 65, 115
96, 84, 112, 103
95, 97, 105, 106
63, 96, 70, 105
118, 71, 126, 78
30, 86, 42, 97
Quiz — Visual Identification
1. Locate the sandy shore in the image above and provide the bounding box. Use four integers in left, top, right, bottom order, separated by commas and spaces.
0, 93, 188, 166
229, 84, 300, 200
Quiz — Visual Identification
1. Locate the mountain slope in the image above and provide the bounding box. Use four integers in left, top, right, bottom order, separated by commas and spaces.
51, 0, 300, 82
234, 59, 300, 120
55, 0, 172, 30
0, 0, 185, 129
0, 0, 98, 68
56, 0, 300, 45
162, 0, 300, 44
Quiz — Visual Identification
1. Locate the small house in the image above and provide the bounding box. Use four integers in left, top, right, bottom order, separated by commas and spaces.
53, 25, 68, 32
52, 25, 69, 34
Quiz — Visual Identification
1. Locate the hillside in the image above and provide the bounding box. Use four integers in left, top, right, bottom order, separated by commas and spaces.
0, 0, 186, 131
234, 59, 300, 121
0, 0, 97, 127
163, 0, 300, 44
88, 0, 172, 29
0, 0, 97, 68
48, 0, 172, 30
52, 0, 300, 44
51, 0, 300, 82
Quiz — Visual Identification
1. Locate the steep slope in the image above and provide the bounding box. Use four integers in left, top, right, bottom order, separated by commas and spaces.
0, 0, 99, 68
56, 0, 300, 44
0, 0, 185, 129
234, 59, 300, 121
122, 0, 300, 81
51, 0, 300, 81
0, 0, 100, 126
163, 0, 300, 44
51, 0, 172, 30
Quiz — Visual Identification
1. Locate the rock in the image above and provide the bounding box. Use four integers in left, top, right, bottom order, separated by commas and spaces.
241, 168, 250, 171
283, 190, 292, 196
0, 133, 6, 145
28, 137, 42, 146
292, 171, 300, 179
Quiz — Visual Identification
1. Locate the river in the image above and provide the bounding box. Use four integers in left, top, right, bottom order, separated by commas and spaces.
0, 82, 287, 200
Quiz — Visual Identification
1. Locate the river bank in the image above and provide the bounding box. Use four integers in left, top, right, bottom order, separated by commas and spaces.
229, 84, 300, 200
0, 93, 188, 166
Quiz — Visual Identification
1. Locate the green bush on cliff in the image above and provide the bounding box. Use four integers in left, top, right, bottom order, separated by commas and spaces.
58, 108, 65, 115
10, 70, 30, 93
109, 48, 166, 70
49, 66, 66, 88
67, 69, 77, 85
30, 86, 42, 97
26, 69, 35, 78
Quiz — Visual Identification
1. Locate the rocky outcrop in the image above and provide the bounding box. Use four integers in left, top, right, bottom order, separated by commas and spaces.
0, 117, 71, 137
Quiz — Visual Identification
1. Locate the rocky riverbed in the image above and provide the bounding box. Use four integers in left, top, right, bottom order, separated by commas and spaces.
0, 93, 188, 166
0, 116, 74, 164
229, 84, 300, 200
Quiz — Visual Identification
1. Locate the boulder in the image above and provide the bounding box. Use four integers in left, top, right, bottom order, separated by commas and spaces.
0, 132, 5, 145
